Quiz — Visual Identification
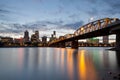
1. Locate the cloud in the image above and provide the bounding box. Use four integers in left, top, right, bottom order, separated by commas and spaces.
0, 9, 19, 22
86, 8, 99, 16
68, 14, 79, 18
0, 19, 84, 38
0, 5, 11, 21
74, 0, 120, 17
0, 4, 28, 23
104, 0, 120, 14
0, 9, 10, 13
63, 21, 84, 29
0, 4, 11, 15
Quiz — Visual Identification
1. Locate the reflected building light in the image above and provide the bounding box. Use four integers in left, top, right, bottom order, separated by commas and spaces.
18, 48, 24, 71
60, 48, 65, 74
77, 50, 99, 80
78, 50, 86, 80
66, 49, 74, 80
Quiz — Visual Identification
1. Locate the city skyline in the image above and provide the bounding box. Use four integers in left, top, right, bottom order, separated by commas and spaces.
0, 0, 120, 38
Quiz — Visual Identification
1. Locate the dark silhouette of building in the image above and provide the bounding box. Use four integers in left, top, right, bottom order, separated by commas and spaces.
42, 36, 47, 43
35, 31, 39, 40
0, 37, 13, 46
53, 31, 56, 37
49, 31, 57, 42
31, 30, 40, 45
42, 36, 47, 46
31, 34, 36, 42
24, 30, 29, 43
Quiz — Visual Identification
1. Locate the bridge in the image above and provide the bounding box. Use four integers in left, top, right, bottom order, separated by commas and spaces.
48, 18, 120, 50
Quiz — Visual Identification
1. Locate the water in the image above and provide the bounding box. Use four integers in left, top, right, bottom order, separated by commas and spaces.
0, 47, 120, 80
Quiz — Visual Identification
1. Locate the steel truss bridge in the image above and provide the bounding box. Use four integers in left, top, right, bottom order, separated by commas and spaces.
48, 18, 120, 50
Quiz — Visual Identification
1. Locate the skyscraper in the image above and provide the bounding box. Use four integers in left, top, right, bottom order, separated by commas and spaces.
42, 36, 47, 44
31, 30, 40, 43
24, 30, 29, 43
42, 36, 47, 47
35, 30, 40, 42
53, 31, 56, 37
35, 31, 39, 39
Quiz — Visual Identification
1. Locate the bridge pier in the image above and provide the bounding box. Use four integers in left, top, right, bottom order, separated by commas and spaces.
110, 27, 120, 50
71, 40, 78, 49
59, 42, 65, 48
115, 32, 120, 50
52, 44, 57, 47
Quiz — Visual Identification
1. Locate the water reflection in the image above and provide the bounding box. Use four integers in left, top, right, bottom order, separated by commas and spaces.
59, 48, 99, 80
78, 50, 86, 80
66, 49, 74, 80
0, 47, 120, 80
18, 48, 24, 71
77, 50, 98, 80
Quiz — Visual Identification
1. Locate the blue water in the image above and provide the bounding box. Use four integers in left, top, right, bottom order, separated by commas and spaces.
0, 47, 120, 80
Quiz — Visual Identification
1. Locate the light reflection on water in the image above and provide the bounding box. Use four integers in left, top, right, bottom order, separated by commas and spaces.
0, 47, 120, 80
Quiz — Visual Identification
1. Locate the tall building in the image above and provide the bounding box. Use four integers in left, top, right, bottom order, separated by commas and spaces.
53, 31, 56, 37
31, 30, 40, 43
31, 34, 36, 42
42, 36, 47, 47
24, 30, 29, 43
35, 31, 39, 39
42, 36, 47, 43
103, 36, 109, 44
35, 30, 40, 42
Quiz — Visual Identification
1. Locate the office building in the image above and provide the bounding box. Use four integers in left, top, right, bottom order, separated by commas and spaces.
24, 30, 29, 43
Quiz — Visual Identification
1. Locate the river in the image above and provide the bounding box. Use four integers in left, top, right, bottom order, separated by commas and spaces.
0, 47, 120, 80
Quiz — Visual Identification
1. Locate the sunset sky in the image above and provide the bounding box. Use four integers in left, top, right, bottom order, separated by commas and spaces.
0, 0, 120, 39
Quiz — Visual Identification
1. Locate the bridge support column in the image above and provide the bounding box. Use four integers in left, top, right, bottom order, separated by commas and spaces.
53, 44, 57, 47
116, 32, 120, 50
60, 42, 65, 48
103, 36, 109, 44
71, 40, 78, 49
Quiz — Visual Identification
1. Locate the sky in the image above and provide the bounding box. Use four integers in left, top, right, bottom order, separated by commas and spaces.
0, 0, 120, 39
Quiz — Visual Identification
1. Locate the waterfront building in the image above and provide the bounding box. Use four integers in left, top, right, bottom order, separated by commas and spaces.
53, 31, 56, 37
1, 37, 13, 43
31, 30, 40, 43
49, 31, 57, 42
14, 38, 23, 46
42, 36, 47, 44
87, 38, 99, 44
24, 30, 29, 43
35, 30, 39, 41
42, 36, 47, 46
0, 37, 13, 46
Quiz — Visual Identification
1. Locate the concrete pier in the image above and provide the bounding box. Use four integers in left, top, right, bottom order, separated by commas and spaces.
59, 42, 65, 48
71, 40, 78, 49
115, 32, 120, 50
